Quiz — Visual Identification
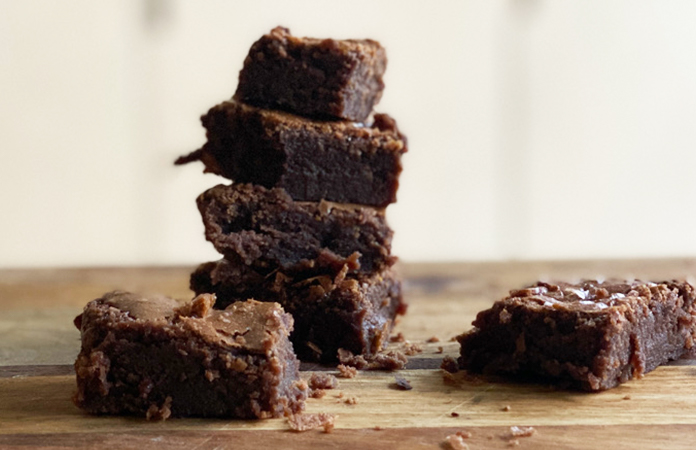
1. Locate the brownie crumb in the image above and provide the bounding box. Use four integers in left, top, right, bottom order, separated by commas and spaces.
338, 348, 407, 371
502, 405, 512, 412
145, 397, 172, 421
308, 372, 338, 390
623, 395, 631, 400
426, 336, 441, 343
441, 356, 459, 373
457, 431, 472, 439
309, 389, 326, 399
401, 342, 423, 356
336, 392, 345, 399
374, 426, 383, 431
450, 411, 460, 417
287, 413, 337, 433
508, 426, 536, 438
443, 434, 469, 450
392, 375, 412, 391
508, 439, 520, 447
344, 397, 358, 405
337, 364, 358, 378
436, 346, 444, 354
390, 332, 406, 343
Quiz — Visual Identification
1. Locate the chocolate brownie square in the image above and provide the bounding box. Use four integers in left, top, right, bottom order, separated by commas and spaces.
190, 259, 406, 362
196, 183, 395, 275
73, 292, 307, 419
175, 100, 406, 207
234, 26, 387, 122
457, 280, 696, 391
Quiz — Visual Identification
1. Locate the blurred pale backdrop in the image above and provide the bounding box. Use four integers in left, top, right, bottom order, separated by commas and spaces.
2, 0, 696, 268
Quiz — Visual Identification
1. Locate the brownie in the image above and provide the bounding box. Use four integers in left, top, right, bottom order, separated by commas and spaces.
457, 280, 696, 391
175, 100, 406, 207
189, 259, 407, 362
196, 183, 396, 275
234, 26, 387, 122
73, 292, 307, 419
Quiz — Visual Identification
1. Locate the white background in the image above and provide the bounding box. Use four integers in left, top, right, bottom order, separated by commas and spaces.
2, 0, 696, 268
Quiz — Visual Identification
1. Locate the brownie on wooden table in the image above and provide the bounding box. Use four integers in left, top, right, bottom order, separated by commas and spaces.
73, 292, 307, 419
234, 26, 387, 122
196, 183, 396, 275
457, 280, 696, 391
190, 259, 406, 362
176, 100, 406, 207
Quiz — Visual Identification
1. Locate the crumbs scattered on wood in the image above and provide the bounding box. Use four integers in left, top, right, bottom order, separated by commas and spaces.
287, 413, 336, 433
336, 364, 357, 378
309, 389, 326, 399
344, 396, 358, 405
502, 405, 511, 412
508, 426, 536, 438
443, 431, 472, 450
390, 332, 406, 343
426, 336, 441, 343
308, 372, 338, 390
436, 346, 444, 354
450, 411, 460, 417
623, 395, 631, 400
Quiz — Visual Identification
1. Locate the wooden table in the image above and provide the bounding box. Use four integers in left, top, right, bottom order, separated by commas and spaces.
2, 259, 696, 449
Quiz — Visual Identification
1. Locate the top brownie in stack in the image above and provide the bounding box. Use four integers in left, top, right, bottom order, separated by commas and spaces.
234, 26, 387, 122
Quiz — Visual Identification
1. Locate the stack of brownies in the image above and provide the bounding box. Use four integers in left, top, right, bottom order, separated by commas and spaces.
177, 27, 408, 362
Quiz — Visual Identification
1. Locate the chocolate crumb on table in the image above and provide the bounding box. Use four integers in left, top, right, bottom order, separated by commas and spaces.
336, 364, 358, 378
443, 433, 470, 450
450, 411, 460, 417
344, 396, 359, 405
426, 336, 440, 343
392, 375, 413, 391
508, 426, 536, 438
440, 356, 459, 373
176, 99, 406, 208
338, 348, 408, 371
308, 373, 339, 390
309, 389, 326, 399
389, 332, 405, 343
287, 413, 337, 433
73, 292, 307, 419
458, 280, 696, 391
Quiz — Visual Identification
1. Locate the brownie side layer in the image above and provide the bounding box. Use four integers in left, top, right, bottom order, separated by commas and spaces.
175, 100, 406, 207
74, 293, 307, 419
234, 26, 386, 122
197, 183, 395, 276
457, 280, 696, 391
190, 259, 407, 363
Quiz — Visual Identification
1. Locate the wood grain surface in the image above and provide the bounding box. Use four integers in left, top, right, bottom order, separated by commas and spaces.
2, 259, 696, 449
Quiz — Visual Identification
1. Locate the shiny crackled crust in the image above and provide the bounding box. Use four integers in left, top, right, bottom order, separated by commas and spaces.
457, 280, 696, 391
73, 293, 307, 419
